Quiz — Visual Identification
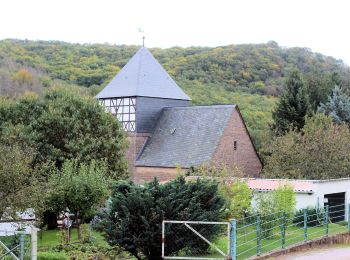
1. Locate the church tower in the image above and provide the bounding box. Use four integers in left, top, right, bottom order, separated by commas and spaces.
96, 47, 190, 173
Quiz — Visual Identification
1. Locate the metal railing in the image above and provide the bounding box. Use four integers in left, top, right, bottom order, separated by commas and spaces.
231, 204, 350, 260
160, 205, 349, 260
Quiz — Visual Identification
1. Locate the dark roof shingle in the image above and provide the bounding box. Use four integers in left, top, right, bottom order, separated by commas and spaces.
96, 47, 190, 100
135, 105, 235, 167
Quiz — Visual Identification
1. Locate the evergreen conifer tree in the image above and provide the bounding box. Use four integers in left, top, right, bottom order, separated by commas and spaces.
318, 85, 350, 124
97, 177, 225, 260
272, 70, 310, 134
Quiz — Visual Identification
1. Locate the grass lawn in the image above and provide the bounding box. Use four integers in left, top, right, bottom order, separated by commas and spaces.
36, 228, 136, 260
37, 228, 107, 250
236, 222, 348, 259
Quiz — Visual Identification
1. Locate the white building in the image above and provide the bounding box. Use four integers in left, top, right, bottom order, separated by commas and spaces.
0, 210, 35, 235
248, 178, 350, 220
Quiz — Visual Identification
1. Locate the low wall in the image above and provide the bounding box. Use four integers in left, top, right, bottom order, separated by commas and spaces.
251, 231, 350, 259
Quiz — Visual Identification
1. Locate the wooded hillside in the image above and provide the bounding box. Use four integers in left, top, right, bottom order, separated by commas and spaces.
1, 39, 349, 91
1, 39, 349, 149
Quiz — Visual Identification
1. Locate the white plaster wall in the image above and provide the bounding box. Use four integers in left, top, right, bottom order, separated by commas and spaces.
295, 193, 315, 210
313, 179, 350, 220
251, 192, 315, 211
250, 179, 350, 220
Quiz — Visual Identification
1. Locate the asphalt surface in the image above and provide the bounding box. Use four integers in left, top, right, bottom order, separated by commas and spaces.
274, 247, 350, 259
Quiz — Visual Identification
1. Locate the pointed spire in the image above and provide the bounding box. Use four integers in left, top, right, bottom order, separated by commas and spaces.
96, 47, 190, 100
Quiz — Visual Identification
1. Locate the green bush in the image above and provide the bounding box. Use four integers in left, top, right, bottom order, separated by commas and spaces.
37, 251, 67, 260
293, 207, 325, 227
80, 223, 93, 243
51, 242, 129, 259
255, 184, 296, 238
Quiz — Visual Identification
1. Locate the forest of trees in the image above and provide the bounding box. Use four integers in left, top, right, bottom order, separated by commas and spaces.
1, 39, 350, 92
1, 39, 350, 150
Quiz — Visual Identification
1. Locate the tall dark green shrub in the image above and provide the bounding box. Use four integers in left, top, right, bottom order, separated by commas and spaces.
97, 177, 226, 260
272, 70, 310, 134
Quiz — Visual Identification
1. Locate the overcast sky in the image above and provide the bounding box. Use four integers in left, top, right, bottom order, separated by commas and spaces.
1, 0, 349, 64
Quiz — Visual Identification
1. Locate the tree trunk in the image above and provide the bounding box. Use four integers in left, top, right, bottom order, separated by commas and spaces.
77, 218, 81, 241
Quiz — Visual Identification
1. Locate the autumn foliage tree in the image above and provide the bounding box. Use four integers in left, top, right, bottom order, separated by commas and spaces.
263, 114, 350, 179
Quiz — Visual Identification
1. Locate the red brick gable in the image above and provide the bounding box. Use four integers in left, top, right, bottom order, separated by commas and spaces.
212, 107, 262, 177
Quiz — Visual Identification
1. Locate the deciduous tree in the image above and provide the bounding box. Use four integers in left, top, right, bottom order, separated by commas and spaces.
0, 87, 128, 179
264, 114, 350, 179
0, 142, 40, 219
47, 160, 110, 239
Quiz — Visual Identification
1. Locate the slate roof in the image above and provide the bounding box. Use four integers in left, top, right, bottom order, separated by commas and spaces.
96, 47, 190, 100
135, 105, 235, 168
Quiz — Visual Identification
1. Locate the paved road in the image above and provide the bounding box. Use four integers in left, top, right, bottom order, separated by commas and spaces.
275, 247, 350, 260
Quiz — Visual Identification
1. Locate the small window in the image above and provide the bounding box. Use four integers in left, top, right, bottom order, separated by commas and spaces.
234, 141, 237, 151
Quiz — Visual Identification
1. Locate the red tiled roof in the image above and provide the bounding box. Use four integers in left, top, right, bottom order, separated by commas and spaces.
247, 179, 313, 193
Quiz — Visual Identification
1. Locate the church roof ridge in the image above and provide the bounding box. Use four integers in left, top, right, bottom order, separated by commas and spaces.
163, 104, 236, 110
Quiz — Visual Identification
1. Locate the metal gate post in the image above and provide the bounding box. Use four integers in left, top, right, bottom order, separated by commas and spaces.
281, 212, 286, 249
257, 215, 261, 256
348, 204, 350, 232
303, 209, 307, 241
19, 234, 24, 260
325, 205, 329, 238
230, 219, 237, 260
162, 221, 165, 259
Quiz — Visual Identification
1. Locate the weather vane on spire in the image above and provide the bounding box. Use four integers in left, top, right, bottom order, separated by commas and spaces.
138, 28, 145, 47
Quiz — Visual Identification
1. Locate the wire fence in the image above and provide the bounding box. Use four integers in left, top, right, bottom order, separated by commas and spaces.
235, 203, 350, 260
162, 204, 350, 260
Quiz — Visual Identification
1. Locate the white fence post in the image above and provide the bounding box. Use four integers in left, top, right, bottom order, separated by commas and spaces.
162, 221, 165, 259
31, 227, 38, 260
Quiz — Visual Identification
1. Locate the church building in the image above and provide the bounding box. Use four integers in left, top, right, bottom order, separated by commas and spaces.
96, 47, 262, 183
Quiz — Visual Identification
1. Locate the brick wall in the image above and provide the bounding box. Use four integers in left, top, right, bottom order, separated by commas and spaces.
125, 133, 150, 178
133, 166, 180, 184
212, 108, 262, 177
